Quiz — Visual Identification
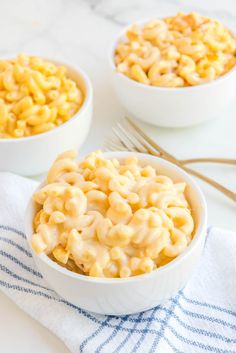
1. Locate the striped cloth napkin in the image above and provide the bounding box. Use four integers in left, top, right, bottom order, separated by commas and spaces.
0, 172, 235, 353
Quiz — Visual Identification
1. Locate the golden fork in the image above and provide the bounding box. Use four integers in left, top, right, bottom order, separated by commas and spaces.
105, 117, 236, 202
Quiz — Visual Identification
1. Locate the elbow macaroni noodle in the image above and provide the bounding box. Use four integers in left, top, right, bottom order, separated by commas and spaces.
0, 54, 83, 138
32, 150, 195, 278
115, 12, 236, 87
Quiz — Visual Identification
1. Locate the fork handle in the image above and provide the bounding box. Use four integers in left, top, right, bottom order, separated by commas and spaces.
181, 158, 236, 165
124, 117, 236, 202
143, 144, 236, 202
181, 165, 236, 202
161, 156, 236, 202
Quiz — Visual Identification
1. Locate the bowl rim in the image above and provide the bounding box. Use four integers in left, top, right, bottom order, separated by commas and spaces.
25, 151, 208, 284
0, 57, 93, 143
108, 16, 236, 91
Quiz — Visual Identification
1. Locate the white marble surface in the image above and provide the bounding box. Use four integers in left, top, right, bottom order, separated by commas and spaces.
0, 0, 236, 352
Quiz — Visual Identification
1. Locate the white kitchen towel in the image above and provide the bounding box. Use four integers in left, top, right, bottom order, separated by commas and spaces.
0, 172, 235, 353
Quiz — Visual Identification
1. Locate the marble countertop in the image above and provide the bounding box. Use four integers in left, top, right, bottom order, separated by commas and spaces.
1, 0, 236, 352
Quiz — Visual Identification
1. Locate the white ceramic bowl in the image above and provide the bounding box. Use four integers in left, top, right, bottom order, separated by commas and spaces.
109, 21, 236, 127
25, 151, 207, 315
0, 59, 93, 176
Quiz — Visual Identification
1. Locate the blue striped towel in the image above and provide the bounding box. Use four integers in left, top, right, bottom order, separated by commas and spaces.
0, 172, 235, 353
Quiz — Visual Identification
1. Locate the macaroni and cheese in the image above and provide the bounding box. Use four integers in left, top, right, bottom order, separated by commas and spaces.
0, 54, 83, 138
115, 12, 236, 87
31, 150, 195, 278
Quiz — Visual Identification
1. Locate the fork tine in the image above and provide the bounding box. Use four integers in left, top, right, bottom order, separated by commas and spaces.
112, 127, 137, 152
120, 119, 161, 157
104, 137, 126, 151
111, 131, 128, 150
116, 122, 147, 153
104, 137, 127, 152
125, 117, 177, 162
104, 145, 119, 152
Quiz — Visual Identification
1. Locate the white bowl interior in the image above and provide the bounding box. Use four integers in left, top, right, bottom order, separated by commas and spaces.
109, 19, 236, 89
0, 57, 93, 175
0, 57, 92, 143
104, 152, 206, 235
25, 151, 207, 282
109, 21, 236, 127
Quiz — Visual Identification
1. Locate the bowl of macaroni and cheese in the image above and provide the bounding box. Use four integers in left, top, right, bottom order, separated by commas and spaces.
25, 150, 207, 315
0, 54, 93, 175
109, 12, 236, 127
